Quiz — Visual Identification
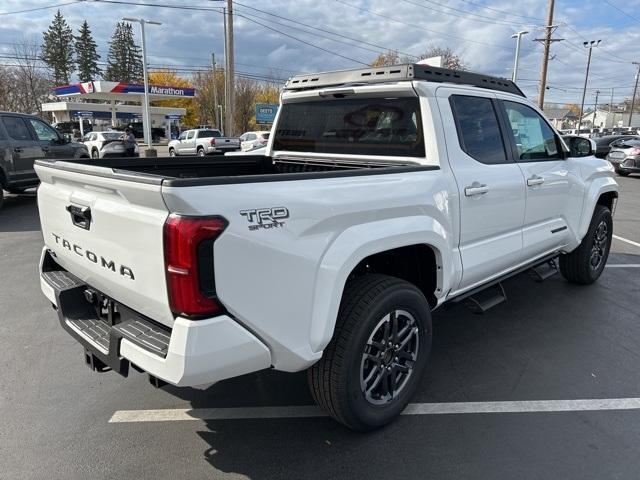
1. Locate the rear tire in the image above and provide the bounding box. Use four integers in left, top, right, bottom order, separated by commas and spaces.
197, 147, 205, 157
308, 274, 432, 431
560, 205, 613, 284
91, 148, 99, 159
0, 187, 4, 210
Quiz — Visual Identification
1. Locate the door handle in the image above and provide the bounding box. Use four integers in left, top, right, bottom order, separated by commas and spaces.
42, 147, 50, 152
13, 147, 23, 153
464, 182, 489, 197
527, 175, 545, 187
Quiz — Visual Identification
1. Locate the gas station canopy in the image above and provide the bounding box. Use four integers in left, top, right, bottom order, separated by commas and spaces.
54, 81, 196, 102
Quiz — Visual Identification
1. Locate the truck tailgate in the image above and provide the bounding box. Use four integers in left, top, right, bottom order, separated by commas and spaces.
36, 162, 174, 327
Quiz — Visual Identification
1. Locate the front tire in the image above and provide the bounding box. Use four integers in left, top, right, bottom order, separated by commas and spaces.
308, 274, 432, 431
91, 148, 99, 159
169, 148, 176, 157
560, 205, 613, 284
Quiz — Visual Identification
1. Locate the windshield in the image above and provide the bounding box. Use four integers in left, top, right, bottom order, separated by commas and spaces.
198, 130, 221, 138
273, 97, 424, 157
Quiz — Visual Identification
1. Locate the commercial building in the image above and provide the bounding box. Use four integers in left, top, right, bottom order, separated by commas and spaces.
41, 80, 194, 141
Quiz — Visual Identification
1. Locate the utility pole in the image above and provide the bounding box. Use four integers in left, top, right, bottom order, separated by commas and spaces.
222, 7, 227, 135
536, 0, 556, 109
224, 0, 235, 136
629, 62, 640, 128
578, 40, 601, 131
212, 53, 219, 130
511, 30, 529, 83
592, 89, 600, 128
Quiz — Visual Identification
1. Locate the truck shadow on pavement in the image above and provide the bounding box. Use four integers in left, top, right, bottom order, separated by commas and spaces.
0, 192, 40, 233
163, 259, 640, 479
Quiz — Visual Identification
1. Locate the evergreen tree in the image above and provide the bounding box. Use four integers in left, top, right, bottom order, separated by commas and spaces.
75, 21, 101, 82
41, 10, 75, 85
105, 21, 143, 83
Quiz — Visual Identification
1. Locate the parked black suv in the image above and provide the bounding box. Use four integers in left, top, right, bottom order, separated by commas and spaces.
0, 112, 89, 209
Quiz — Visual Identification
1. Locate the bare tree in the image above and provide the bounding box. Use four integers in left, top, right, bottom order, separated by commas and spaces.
234, 77, 260, 134
12, 39, 52, 115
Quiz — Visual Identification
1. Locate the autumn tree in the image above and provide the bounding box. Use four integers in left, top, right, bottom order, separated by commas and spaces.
41, 10, 75, 85
193, 68, 225, 129
370, 45, 466, 70
75, 21, 101, 82
149, 70, 197, 127
370, 50, 401, 67
563, 103, 581, 117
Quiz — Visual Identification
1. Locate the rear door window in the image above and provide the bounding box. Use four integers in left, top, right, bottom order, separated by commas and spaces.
449, 95, 507, 165
273, 97, 424, 157
2, 116, 33, 141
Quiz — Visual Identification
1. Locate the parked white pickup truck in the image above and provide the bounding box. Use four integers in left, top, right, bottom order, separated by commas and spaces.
36, 64, 618, 430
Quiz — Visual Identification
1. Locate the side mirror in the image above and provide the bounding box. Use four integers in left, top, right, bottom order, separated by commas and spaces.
567, 136, 595, 157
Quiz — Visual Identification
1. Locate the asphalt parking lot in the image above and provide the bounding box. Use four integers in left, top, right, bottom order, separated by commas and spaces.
1, 176, 639, 480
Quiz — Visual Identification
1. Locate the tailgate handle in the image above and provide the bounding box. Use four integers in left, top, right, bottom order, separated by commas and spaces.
66, 205, 92, 230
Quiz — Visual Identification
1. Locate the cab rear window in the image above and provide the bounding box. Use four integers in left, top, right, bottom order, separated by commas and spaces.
273, 97, 424, 157
198, 130, 221, 138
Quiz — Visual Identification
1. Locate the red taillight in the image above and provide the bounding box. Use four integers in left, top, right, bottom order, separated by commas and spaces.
164, 215, 227, 316
210, 138, 216, 146
630, 147, 640, 156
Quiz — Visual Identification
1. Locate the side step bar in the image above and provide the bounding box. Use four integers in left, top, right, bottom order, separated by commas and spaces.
528, 259, 559, 282
463, 283, 507, 314
450, 253, 560, 314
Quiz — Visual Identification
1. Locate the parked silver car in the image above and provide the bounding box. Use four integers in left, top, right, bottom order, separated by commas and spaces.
606, 137, 640, 176
83, 131, 139, 158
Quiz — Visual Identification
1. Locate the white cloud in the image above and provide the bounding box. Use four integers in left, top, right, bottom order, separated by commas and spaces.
0, 0, 637, 105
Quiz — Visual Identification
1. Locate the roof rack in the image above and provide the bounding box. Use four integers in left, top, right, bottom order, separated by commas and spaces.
284, 63, 525, 97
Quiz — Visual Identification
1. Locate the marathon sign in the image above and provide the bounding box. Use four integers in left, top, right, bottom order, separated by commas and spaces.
54, 81, 196, 98
149, 86, 194, 97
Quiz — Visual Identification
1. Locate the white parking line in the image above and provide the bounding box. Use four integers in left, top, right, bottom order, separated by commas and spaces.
109, 398, 640, 423
613, 235, 640, 249
606, 264, 640, 268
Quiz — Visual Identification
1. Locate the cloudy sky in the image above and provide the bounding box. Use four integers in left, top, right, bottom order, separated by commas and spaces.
1, 0, 639, 107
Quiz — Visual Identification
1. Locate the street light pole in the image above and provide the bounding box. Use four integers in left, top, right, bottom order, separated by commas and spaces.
578, 40, 601, 132
123, 17, 162, 156
511, 30, 529, 83
629, 62, 640, 128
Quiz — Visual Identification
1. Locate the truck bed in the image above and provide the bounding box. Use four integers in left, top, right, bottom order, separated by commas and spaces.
35, 155, 435, 187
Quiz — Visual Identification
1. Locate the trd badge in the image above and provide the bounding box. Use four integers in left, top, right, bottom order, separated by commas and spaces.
240, 207, 289, 231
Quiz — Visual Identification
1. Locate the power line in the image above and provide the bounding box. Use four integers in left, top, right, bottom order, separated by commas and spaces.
232, 8, 392, 57
334, 0, 512, 51
232, 1, 417, 59
236, 14, 368, 66
603, 0, 640, 24
0, 1, 82, 16
456, 0, 545, 22
402, 0, 528, 27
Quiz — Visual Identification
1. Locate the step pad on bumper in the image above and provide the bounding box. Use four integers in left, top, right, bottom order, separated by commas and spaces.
42, 259, 171, 376
113, 320, 170, 357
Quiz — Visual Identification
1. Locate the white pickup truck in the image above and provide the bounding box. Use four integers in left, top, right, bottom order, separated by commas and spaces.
36, 64, 618, 430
